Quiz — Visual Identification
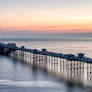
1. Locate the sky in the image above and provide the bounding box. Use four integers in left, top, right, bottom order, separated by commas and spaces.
0, 0, 92, 33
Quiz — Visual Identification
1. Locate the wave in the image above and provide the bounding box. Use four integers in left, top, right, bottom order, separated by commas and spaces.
0, 80, 61, 88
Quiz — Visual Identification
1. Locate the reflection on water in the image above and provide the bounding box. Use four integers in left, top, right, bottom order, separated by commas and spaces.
13, 51, 92, 87
0, 55, 91, 92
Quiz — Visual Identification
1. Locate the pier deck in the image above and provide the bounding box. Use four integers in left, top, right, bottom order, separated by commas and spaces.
0, 42, 92, 86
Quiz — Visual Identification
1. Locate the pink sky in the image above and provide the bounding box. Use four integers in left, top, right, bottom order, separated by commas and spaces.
0, 0, 92, 33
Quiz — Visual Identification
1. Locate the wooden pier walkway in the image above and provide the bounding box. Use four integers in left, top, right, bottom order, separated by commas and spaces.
0, 42, 92, 86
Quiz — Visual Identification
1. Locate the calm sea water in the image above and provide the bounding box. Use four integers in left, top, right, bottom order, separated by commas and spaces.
0, 33, 92, 92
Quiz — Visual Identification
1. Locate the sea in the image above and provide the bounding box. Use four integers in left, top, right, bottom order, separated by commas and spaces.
0, 32, 92, 92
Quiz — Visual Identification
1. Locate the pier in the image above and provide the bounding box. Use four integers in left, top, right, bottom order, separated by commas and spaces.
0, 42, 92, 86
